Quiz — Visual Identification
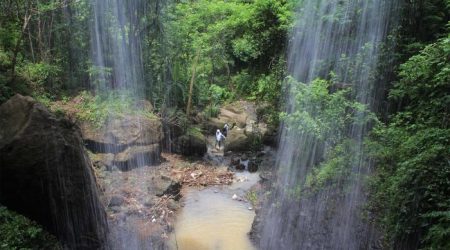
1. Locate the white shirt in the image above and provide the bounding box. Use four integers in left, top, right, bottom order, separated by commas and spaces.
216, 131, 225, 141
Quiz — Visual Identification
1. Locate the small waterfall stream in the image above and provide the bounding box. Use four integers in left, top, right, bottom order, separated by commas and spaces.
89, 0, 159, 248
260, 0, 398, 249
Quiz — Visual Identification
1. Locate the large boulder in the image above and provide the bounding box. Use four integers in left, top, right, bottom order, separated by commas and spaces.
203, 101, 272, 151
0, 95, 107, 249
82, 114, 162, 153
81, 113, 163, 170
172, 131, 207, 157
203, 101, 252, 133
217, 107, 248, 128
224, 128, 252, 153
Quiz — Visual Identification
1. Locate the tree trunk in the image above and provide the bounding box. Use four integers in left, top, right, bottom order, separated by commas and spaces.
10, 12, 32, 85
186, 51, 200, 117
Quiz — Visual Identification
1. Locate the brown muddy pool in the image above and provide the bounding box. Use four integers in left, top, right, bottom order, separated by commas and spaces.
170, 172, 259, 250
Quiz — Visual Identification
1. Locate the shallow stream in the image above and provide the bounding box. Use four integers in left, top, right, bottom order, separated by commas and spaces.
171, 171, 259, 250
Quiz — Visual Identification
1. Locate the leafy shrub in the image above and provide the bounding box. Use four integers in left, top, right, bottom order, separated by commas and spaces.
246, 190, 259, 206
0, 206, 60, 249
304, 140, 358, 192
53, 91, 158, 128
186, 126, 204, 138
282, 77, 375, 143
18, 62, 62, 95
247, 132, 263, 152
278, 76, 377, 197
368, 34, 450, 249
203, 104, 220, 118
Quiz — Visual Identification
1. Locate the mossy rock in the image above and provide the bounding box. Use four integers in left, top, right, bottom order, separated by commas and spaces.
172, 127, 207, 157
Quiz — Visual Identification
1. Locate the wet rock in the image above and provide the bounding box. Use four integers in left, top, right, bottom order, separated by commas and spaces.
125, 209, 142, 216
236, 163, 246, 171
109, 206, 123, 214
0, 95, 107, 249
81, 112, 163, 173
143, 198, 155, 207
203, 101, 273, 149
153, 176, 181, 199
230, 157, 240, 166
109, 195, 125, 207
248, 161, 259, 173
172, 132, 207, 157
244, 119, 257, 135
91, 153, 115, 170
262, 126, 278, 146
167, 199, 179, 211
113, 144, 161, 170
259, 171, 273, 183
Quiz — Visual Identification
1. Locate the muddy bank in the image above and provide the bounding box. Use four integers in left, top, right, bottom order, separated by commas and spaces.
166, 145, 277, 250
93, 153, 238, 248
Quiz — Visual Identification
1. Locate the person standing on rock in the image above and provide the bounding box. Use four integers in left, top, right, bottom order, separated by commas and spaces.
215, 129, 226, 149
222, 123, 229, 137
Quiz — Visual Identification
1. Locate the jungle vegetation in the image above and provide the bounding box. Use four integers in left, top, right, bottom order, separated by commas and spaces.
0, 0, 448, 249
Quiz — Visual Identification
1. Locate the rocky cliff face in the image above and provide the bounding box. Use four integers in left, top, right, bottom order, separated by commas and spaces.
0, 95, 107, 249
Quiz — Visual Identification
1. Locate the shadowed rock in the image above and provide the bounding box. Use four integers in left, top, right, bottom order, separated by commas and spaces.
172, 133, 207, 157
0, 95, 107, 249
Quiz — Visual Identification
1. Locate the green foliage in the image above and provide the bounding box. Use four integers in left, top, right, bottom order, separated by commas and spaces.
167, 0, 293, 110
203, 104, 220, 119
209, 84, 232, 104
74, 91, 157, 128
246, 190, 259, 206
281, 76, 376, 197
305, 140, 358, 192
247, 132, 264, 152
0, 206, 60, 249
186, 126, 204, 138
369, 126, 450, 249
389, 34, 450, 127
283, 77, 375, 143
368, 33, 450, 249
257, 104, 280, 127
422, 211, 450, 250
0, 0, 93, 103
0, 82, 14, 103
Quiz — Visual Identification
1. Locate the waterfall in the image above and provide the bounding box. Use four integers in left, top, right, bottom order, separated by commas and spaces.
260, 0, 398, 249
90, 0, 149, 96
89, 0, 159, 248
